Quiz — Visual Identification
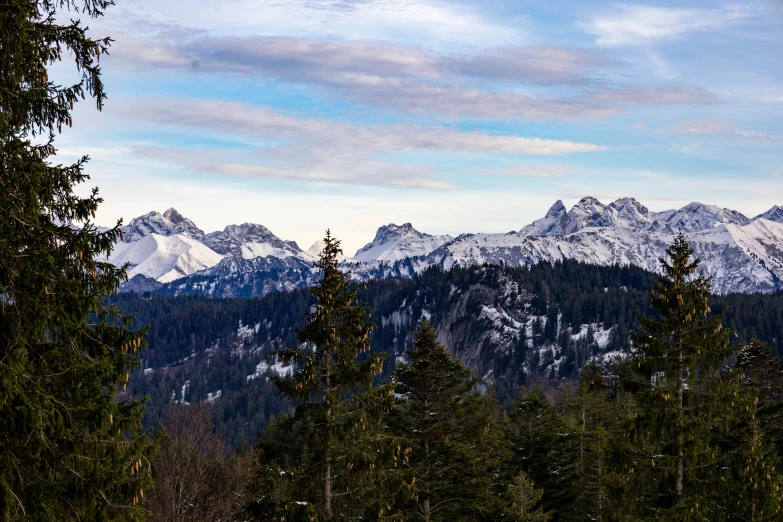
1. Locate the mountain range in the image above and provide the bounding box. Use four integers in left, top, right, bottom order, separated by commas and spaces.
112, 198, 783, 296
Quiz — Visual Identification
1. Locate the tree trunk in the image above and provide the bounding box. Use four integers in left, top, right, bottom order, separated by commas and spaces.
325, 448, 332, 517
423, 498, 430, 522
675, 335, 684, 501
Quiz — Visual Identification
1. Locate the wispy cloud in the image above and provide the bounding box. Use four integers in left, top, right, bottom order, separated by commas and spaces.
673, 119, 778, 141
478, 164, 578, 178
583, 4, 751, 47
107, 30, 718, 121
116, 98, 606, 188
109, 31, 614, 86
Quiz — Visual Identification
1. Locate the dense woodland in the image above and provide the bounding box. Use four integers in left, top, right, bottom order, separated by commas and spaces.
114, 259, 783, 449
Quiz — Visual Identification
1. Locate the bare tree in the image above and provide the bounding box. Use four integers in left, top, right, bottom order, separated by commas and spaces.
147, 403, 251, 522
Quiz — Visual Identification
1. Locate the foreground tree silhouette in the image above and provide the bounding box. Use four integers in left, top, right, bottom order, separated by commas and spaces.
0, 1, 154, 519
251, 231, 395, 521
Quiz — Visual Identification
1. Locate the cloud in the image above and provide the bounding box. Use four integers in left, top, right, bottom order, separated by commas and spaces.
118, 98, 607, 155
105, 28, 718, 121
116, 98, 606, 188
109, 32, 613, 87
584, 4, 750, 47
104, 0, 523, 49
672, 119, 778, 141
674, 119, 734, 135
479, 164, 578, 178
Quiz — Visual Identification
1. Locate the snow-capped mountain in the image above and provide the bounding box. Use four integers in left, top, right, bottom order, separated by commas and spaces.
757, 205, 783, 224
115, 210, 313, 285
114, 199, 783, 296
426, 198, 782, 294
203, 223, 311, 260
520, 197, 751, 237
352, 223, 452, 262
110, 233, 223, 283
121, 208, 204, 242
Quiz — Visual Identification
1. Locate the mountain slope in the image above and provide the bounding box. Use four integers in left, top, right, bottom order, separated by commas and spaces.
110, 233, 223, 283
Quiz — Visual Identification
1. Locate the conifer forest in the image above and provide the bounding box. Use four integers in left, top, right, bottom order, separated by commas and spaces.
3, 0, 783, 521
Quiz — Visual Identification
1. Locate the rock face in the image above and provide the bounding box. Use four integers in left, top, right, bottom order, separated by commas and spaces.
203, 223, 310, 260
352, 223, 452, 262
113, 199, 783, 296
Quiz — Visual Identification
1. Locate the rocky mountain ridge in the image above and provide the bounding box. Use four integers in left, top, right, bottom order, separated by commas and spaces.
113, 197, 783, 296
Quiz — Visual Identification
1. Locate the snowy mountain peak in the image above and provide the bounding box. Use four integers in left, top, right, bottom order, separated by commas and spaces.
121, 208, 204, 242
756, 205, 783, 224
564, 196, 613, 233
656, 202, 750, 233
203, 223, 308, 260
520, 200, 568, 237
307, 239, 347, 262
352, 223, 453, 263
544, 200, 567, 218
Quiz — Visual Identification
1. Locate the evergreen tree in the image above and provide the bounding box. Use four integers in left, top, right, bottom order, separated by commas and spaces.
251, 231, 395, 521
386, 321, 500, 521
628, 234, 736, 517
498, 473, 551, 522
561, 364, 622, 521
0, 0, 155, 520
506, 387, 578, 519
718, 340, 783, 520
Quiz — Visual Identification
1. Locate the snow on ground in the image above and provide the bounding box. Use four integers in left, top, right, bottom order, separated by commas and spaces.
247, 359, 295, 380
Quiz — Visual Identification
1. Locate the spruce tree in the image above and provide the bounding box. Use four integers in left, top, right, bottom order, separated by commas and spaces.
251, 231, 395, 521
0, 0, 155, 520
386, 321, 500, 521
628, 233, 736, 517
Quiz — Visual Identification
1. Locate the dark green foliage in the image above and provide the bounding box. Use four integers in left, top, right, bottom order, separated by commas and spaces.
0, 0, 155, 520
387, 321, 501, 521
249, 232, 395, 521
506, 387, 578, 519
496, 473, 551, 522
627, 234, 740, 517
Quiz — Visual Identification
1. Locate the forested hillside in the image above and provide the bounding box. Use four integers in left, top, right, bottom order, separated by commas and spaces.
115, 260, 783, 447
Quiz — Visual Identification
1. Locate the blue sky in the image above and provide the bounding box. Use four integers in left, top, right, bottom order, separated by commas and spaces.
62, 0, 783, 253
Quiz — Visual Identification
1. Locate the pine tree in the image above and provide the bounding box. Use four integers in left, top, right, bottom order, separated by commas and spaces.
1, 1, 155, 520
251, 231, 395, 521
386, 321, 500, 521
628, 233, 736, 517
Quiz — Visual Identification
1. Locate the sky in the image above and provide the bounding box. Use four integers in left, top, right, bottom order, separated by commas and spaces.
58, 0, 783, 254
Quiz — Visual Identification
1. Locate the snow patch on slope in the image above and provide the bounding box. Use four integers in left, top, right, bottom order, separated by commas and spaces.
110, 233, 224, 283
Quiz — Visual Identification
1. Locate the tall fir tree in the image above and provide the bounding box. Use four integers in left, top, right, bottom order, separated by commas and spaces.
628, 233, 736, 518
386, 321, 502, 521
0, 0, 155, 520
251, 231, 395, 521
